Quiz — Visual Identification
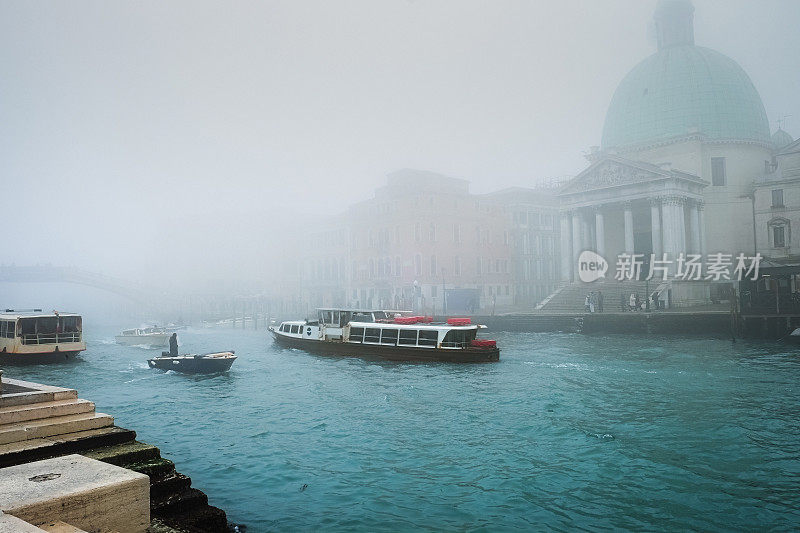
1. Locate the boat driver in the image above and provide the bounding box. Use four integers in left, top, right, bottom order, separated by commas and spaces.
169, 333, 178, 356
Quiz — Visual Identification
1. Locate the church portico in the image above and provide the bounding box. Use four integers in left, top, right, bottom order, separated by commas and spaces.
558, 156, 707, 281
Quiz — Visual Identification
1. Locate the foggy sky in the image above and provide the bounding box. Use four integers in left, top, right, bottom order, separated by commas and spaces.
2, 0, 799, 289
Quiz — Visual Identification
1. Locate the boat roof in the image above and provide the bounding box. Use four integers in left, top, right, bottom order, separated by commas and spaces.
349, 321, 484, 329
0, 310, 81, 319
315, 308, 411, 313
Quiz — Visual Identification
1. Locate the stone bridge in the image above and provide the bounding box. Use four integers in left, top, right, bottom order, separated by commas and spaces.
0, 265, 299, 324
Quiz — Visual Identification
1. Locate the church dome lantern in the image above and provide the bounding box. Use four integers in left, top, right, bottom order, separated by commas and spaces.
601, 0, 771, 151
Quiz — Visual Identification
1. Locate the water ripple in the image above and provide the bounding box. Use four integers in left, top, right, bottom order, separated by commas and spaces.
10, 328, 800, 531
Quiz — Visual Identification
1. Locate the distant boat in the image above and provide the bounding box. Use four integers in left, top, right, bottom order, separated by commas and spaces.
0, 309, 86, 364
270, 308, 499, 363
115, 327, 170, 347
784, 327, 800, 344
147, 351, 237, 373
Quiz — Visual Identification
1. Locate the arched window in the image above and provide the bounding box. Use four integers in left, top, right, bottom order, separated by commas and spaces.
768, 217, 790, 248
414, 254, 422, 276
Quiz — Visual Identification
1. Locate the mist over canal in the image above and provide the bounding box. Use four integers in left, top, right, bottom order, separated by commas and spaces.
10, 325, 800, 531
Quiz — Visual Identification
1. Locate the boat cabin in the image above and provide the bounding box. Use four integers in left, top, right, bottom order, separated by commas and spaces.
347, 323, 479, 349
275, 309, 486, 350
119, 326, 166, 337
0, 310, 82, 346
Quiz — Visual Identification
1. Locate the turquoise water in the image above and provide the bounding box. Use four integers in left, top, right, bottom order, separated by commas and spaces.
9, 326, 800, 531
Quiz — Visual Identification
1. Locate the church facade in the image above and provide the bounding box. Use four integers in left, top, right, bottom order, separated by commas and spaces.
556, 0, 794, 306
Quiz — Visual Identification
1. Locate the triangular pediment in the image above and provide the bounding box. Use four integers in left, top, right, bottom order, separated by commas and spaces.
559, 157, 667, 195
558, 155, 704, 196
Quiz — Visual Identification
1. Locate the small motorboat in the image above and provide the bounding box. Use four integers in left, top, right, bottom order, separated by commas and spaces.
116, 327, 170, 347
147, 351, 237, 373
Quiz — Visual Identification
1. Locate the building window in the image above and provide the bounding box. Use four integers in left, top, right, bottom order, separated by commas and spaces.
769, 217, 790, 248
453, 224, 461, 243
711, 157, 726, 186
429, 224, 436, 242
772, 189, 784, 208
774, 226, 786, 247
454, 256, 461, 276
431, 285, 437, 298
414, 254, 422, 276
414, 223, 421, 243
430, 255, 437, 277
476, 257, 482, 275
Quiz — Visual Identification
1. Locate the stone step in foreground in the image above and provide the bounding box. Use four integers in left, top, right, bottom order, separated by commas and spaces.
83, 441, 229, 533
0, 376, 232, 532
0, 454, 149, 533
0, 379, 78, 409
0, 426, 137, 469
0, 412, 114, 446
0, 399, 96, 426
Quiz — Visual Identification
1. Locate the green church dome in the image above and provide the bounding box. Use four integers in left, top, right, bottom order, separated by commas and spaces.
601, 1, 770, 150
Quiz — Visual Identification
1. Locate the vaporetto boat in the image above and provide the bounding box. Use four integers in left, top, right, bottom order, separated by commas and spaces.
0, 309, 86, 364
114, 326, 170, 347
270, 309, 499, 363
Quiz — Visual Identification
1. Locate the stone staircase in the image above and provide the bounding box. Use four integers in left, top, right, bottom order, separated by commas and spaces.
537, 278, 659, 313
0, 383, 114, 447
0, 378, 229, 533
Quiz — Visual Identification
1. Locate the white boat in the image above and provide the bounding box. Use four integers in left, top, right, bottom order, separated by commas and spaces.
0, 309, 86, 364
270, 308, 499, 363
115, 326, 170, 347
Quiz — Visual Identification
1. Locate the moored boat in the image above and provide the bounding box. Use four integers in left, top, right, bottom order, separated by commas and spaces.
784, 327, 800, 344
270, 309, 499, 363
147, 351, 237, 373
115, 326, 170, 347
0, 309, 86, 364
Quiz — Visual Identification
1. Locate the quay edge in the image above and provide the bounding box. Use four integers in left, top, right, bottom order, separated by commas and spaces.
469, 311, 733, 336
0, 377, 233, 533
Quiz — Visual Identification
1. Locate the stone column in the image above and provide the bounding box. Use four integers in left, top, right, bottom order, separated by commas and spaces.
650, 197, 662, 257
581, 216, 591, 253
560, 211, 573, 281
698, 201, 706, 257
688, 200, 701, 254
594, 207, 605, 258
623, 201, 634, 253
661, 196, 676, 259
676, 196, 687, 255
661, 196, 688, 259
572, 210, 582, 281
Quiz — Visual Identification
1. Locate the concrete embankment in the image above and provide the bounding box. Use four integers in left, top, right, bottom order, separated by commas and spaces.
471, 311, 733, 336
0, 378, 230, 533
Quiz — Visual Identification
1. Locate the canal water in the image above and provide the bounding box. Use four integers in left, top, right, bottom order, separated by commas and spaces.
10, 326, 800, 531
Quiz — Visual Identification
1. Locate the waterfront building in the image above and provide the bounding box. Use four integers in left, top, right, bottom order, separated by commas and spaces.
754, 133, 800, 260
552, 0, 794, 307
481, 186, 562, 307
298, 169, 517, 314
